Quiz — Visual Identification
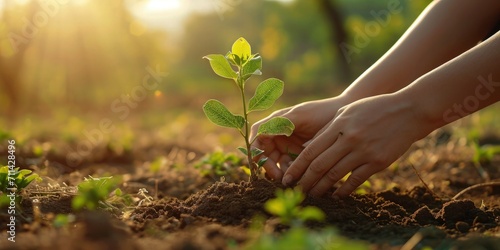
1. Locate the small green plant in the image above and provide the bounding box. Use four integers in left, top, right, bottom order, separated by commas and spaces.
243, 187, 368, 250
472, 142, 500, 165
52, 214, 76, 229
0, 166, 41, 206
72, 175, 119, 211
203, 37, 294, 181
105, 188, 134, 211
265, 187, 325, 227
244, 226, 368, 250
195, 150, 244, 178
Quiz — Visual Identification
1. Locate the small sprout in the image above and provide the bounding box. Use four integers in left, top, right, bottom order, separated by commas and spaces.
149, 156, 168, 174
203, 37, 295, 181
106, 188, 134, 209
194, 150, 244, 178
265, 187, 325, 227
53, 214, 76, 229
0, 166, 42, 206
137, 188, 154, 207
72, 175, 119, 211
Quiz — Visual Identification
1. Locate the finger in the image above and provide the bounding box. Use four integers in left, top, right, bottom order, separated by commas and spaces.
262, 158, 282, 180
299, 128, 351, 193
308, 153, 364, 197
332, 164, 374, 198
277, 154, 293, 173
252, 135, 273, 153
284, 127, 343, 187
297, 141, 350, 193
274, 136, 304, 155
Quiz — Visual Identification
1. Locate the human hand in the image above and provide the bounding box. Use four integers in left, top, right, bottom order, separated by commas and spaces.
250, 96, 350, 180
282, 93, 434, 198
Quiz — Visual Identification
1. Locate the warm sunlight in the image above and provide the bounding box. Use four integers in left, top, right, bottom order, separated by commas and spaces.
143, 0, 182, 12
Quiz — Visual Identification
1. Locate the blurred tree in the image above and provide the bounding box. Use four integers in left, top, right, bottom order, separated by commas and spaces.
0, 0, 37, 118
0, 0, 168, 118
317, 0, 350, 81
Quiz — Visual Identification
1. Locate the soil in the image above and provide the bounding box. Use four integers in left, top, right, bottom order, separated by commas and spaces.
0, 132, 500, 250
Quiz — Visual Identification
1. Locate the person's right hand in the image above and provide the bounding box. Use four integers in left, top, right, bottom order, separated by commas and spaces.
250, 95, 350, 180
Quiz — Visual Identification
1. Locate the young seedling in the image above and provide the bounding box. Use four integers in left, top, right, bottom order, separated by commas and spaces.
194, 150, 244, 179
203, 37, 294, 181
264, 187, 325, 227
72, 175, 119, 211
0, 166, 42, 206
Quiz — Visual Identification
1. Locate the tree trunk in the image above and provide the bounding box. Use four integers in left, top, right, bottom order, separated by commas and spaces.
317, 0, 351, 82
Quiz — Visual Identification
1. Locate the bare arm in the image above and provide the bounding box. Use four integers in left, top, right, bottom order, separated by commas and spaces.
341, 0, 500, 103
251, 0, 500, 181
403, 31, 500, 132
284, 31, 500, 197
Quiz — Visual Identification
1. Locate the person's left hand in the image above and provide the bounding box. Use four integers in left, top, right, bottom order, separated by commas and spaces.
282, 93, 434, 198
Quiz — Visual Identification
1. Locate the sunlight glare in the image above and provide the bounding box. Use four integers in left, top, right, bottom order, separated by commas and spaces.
144, 0, 181, 12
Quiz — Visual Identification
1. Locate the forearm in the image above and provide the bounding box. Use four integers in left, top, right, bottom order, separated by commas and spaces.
400, 31, 500, 134
340, 0, 500, 103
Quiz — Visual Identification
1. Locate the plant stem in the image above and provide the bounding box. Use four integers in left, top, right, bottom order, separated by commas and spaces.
237, 73, 257, 182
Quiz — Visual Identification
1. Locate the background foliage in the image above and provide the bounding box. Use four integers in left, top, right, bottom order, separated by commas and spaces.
2, 0, 497, 154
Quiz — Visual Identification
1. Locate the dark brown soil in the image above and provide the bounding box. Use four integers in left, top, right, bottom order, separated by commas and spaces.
1, 179, 499, 250
1, 133, 500, 250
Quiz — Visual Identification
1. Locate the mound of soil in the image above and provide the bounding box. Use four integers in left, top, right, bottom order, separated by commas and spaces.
1, 178, 499, 250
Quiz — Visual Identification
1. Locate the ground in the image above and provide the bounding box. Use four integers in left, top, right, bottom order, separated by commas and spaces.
0, 124, 499, 250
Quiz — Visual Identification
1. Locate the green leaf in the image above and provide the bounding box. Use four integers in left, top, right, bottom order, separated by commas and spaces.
114, 188, 123, 196
257, 117, 294, 136
265, 199, 286, 217
251, 148, 265, 158
203, 99, 245, 129
71, 195, 86, 211
19, 174, 41, 189
225, 51, 238, 66
248, 78, 284, 112
237, 147, 247, 156
17, 169, 32, 177
242, 55, 262, 80
257, 157, 268, 168
231, 37, 251, 64
238, 147, 265, 158
203, 54, 237, 79
298, 206, 325, 222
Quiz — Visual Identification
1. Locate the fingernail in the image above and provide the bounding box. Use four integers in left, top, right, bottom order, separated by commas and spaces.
282, 174, 292, 186
302, 140, 312, 147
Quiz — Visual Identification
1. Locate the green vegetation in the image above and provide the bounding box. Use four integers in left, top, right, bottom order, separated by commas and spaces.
244, 188, 368, 250
195, 150, 244, 178
0, 166, 42, 205
203, 37, 294, 181
265, 187, 324, 226
71, 176, 119, 211
246, 227, 368, 250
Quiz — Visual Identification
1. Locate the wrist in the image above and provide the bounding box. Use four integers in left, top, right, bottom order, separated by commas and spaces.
394, 86, 444, 139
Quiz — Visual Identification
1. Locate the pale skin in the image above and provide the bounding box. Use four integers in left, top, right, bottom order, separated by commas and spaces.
250, 0, 500, 198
